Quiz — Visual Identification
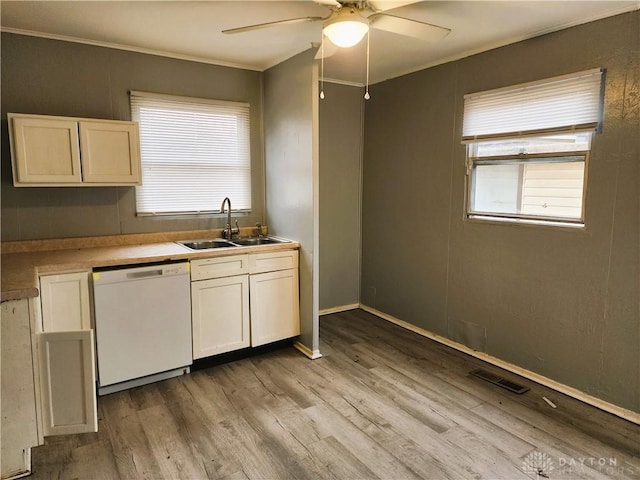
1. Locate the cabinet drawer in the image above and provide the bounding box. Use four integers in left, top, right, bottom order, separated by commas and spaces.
191, 254, 249, 281
249, 250, 298, 274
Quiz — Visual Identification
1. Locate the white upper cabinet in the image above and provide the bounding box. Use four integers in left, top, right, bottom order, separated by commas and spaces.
79, 120, 140, 184
10, 116, 82, 184
8, 113, 141, 186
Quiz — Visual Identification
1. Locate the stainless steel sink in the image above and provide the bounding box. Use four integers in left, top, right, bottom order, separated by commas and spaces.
177, 236, 290, 251
177, 239, 238, 250
231, 236, 290, 246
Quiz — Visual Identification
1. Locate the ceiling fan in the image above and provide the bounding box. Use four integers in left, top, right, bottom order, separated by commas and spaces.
222, 0, 451, 52
223, 1, 450, 100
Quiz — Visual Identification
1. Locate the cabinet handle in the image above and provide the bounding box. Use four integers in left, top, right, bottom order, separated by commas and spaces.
126, 269, 163, 279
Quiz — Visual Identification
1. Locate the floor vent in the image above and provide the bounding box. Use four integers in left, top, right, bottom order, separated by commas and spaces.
470, 368, 530, 394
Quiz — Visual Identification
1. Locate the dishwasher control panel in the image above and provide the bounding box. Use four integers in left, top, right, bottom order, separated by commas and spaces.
163, 264, 189, 276
93, 261, 189, 284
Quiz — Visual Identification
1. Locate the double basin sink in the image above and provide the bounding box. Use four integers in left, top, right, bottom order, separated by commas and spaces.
177, 236, 290, 251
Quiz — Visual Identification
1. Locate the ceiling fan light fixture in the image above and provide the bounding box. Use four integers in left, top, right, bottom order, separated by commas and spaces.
323, 12, 369, 48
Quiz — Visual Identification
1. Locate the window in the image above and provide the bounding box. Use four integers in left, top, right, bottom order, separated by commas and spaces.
462, 69, 603, 226
130, 91, 251, 215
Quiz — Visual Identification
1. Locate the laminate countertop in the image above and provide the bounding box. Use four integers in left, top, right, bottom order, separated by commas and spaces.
1, 230, 299, 302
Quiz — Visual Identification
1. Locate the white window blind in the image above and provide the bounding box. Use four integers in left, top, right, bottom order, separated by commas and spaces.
462, 69, 603, 142
131, 91, 251, 215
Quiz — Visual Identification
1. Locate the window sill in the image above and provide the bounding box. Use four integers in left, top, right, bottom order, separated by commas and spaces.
467, 214, 585, 230
136, 211, 251, 219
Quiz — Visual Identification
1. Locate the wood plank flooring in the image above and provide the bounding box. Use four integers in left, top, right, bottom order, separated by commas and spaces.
31, 309, 640, 479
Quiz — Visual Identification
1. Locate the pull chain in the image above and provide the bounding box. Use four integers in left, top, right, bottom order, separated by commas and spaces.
364, 29, 371, 100
320, 36, 325, 100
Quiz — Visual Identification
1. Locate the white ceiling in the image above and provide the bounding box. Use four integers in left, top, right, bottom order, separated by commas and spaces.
2, 1, 638, 85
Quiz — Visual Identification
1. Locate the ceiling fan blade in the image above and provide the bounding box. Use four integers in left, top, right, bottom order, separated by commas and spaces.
367, 0, 422, 12
222, 16, 323, 35
314, 41, 338, 59
314, 0, 341, 6
369, 14, 451, 42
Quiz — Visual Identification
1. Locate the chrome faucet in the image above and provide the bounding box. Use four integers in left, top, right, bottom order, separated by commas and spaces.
220, 197, 239, 239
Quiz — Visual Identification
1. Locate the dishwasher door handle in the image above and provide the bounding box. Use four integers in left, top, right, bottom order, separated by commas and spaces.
126, 269, 164, 279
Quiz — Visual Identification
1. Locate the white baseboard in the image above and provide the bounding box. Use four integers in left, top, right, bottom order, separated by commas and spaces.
359, 304, 640, 425
294, 341, 323, 360
319, 303, 361, 316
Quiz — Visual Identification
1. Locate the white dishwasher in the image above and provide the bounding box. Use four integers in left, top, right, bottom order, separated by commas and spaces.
93, 262, 192, 395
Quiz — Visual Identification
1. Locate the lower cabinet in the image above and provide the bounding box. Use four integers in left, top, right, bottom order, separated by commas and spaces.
191, 275, 250, 358
38, 330, 97, 436
3, 247, 299, 478
191, 255, 250, 359
1, 274, 98, 480
249, 249, 300, 347
39, 271, 92, 331
37, 271, 98, 437
250, 268, 300, 347
1, 299, 39, 479
190, 249, 300, 358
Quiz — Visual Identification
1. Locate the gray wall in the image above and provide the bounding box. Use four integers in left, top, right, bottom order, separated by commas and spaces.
264, 49, 320, 356
361, 11, 639, 412
319, 82, 364, 311
1, 33, 265, 241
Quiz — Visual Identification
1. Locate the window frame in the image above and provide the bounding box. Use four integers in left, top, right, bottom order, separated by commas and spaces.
461, 69, 603, 228
130, 90, 252, 217
465, 147, 590, 226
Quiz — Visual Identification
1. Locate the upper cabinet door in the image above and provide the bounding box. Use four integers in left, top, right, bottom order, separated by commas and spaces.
9, 114, 82, 184
8, 113, 142, 187
79, 121, 141, 184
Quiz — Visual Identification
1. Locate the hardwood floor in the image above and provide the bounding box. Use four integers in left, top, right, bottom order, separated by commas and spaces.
31, 309, 640, 479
